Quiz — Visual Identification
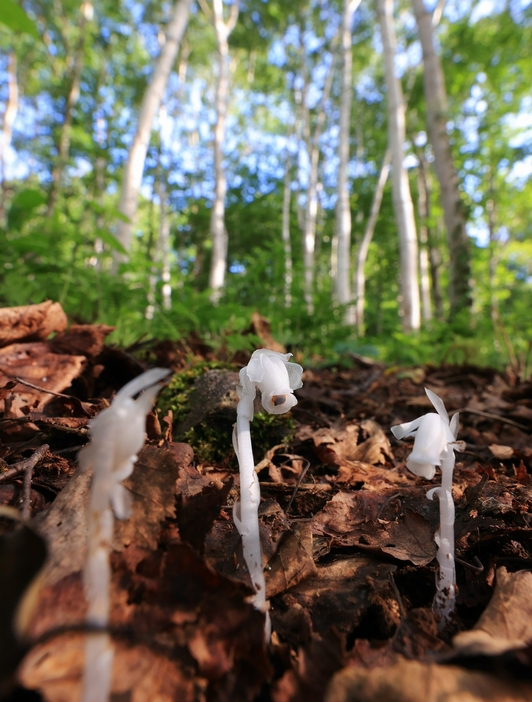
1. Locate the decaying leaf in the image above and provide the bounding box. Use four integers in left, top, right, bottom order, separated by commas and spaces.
0, 342, 85, 414
325, 657, 532, 702
453, 567, 532, 656
0, 301, 67, 348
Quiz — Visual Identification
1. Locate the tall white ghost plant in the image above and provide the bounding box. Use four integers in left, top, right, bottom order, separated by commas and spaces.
391, 388, 464, 626
233, 349, 303, 641
79, 368, 170, 702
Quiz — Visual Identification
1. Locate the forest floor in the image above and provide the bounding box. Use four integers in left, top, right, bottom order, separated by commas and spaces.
0, 302, 532, 702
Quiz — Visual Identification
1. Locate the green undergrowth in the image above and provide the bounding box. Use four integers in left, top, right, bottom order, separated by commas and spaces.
156, 360, 296, 466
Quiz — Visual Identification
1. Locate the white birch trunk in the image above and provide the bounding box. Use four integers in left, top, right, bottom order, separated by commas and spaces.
115, 0, 192, 253
281, 136, 293, 309
299, 41, 337, 315
0, 51, 18, 224
416, 154, 433, 321
47, 0, 93, 216
412, 0, 472, 315
354, 148, 391, 336
377, 0, 420, 332
335, 0, 361, 323
208, 0, 239, 304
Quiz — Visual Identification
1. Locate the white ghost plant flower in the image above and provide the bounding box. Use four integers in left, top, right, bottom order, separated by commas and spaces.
391, 388, 465, 628
233, 349, 303, 642
78, 368, 170, 702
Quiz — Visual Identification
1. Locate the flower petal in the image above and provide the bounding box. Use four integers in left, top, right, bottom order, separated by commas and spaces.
391, 416, 424, 440
425, 387, 449, 425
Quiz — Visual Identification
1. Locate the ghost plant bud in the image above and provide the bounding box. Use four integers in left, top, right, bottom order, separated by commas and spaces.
234, 349, 303, 642
240, 349, 303, 416
391, 387, 463, 628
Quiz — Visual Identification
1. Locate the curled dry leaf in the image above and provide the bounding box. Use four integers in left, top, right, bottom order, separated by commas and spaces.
325, 657, 532, 702
0, 301, 67, 348
453, 567, 532, 656
0, 343, 85, 415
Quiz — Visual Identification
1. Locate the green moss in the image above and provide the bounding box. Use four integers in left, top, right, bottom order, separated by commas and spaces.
156, 361, 296, 467
156, 360, 233, 423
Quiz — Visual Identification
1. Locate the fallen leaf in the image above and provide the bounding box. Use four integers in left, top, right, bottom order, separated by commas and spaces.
0, 343, 85, 414
326, 657, 532, 702
49, 323, 115, 359
453, 567, 532, 655
0, 301, 67, 348
489, 445, 514, 460
266, 523, 317, 597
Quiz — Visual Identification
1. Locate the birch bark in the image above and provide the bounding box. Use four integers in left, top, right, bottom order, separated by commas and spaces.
354, 147, 391, 335
0, 51, 18, 224
208, 0, 239, 304
298, 36, 337, 315
115, 0, 192, 253
47, 0, 93, 216
377, 0, 420, 332
336, 0, 361, 322
281, 131, 294, 309
412, 0, 472, 316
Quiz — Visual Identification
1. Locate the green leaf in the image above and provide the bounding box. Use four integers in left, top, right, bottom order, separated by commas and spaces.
0, 0, 39, 38
7, 188, 46, 230
95, 229, 128, 255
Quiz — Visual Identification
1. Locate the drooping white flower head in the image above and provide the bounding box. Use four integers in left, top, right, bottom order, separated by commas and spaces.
391, 388, 460, 479
79, 368, 170, 517
238, 349, 303, 419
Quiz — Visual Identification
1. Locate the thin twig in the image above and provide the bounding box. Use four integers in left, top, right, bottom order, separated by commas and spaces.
457, 407, 528, 431
14, 376, 72, 399
0, 444, 49, 485
20, 462, 34, 520
285, 460, 311, 515
455, 555, 484, 573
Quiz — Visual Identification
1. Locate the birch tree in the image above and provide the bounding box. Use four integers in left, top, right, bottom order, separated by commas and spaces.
0, 51, 18, 224
281, 129, 294, 309
207, 0, 239, 304
298, 31, 337, 315
115, 0, 192, 253
335, 0, 361, 323
412, 0, 472, 316
47, 0, 93, 216
354, 147, 391, 335
377, 0, 420, 332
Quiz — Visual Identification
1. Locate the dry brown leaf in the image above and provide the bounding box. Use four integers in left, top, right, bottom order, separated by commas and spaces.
49, 323, 115, 359
311, 492, 437, 566
489, 445, 514, 460
34, 443, 194, 586
280, 555, 396, 637
266, 523, 317, 597
0, 301, 67, 348
0, 343, 85, 414
19, 635, 197, 702
453, 567, 532, 656
325, 657, 532, 702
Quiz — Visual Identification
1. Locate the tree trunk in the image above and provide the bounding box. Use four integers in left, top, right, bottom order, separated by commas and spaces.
417, 148, 444, 318
47, 0, 93, 216
116, 0, 192, 253
208, 0, 239, 304
412, 0, 472, 317
298, 36, 337, 315
377, 0, 420, 332
416, 153, 433, 322
281, 133, 293, 309
354, 147, 391, 336
0, 51, 18, 224
336, 0, 361, 323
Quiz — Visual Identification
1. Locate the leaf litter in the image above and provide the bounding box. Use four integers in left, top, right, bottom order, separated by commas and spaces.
0, 303, 531, 701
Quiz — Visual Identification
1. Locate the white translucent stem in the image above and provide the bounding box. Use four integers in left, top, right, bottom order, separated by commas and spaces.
82, 503, 114, 702
431, 451, 456, 625
233, 413, 270, 641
